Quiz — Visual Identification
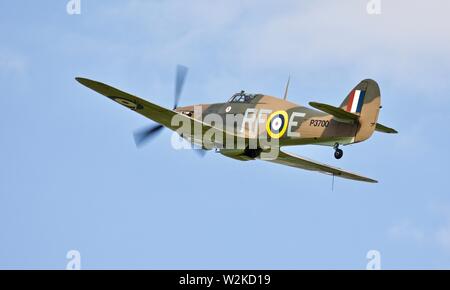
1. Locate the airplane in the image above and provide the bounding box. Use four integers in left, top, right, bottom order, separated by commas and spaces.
76, 65, 397, 184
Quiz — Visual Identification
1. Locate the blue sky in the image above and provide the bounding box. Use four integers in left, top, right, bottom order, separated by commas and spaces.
1, 0, 450, 269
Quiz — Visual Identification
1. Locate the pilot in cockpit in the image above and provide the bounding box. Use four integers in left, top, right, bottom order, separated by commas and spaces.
229, 91, 257, 103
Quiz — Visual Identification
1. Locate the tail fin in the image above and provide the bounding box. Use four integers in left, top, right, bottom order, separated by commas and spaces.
340, 79, 381, 143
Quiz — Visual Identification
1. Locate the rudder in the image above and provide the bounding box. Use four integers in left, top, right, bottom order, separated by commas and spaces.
340, 79, 381, 143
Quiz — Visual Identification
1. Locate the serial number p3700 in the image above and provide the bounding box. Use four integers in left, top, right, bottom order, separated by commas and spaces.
309, 119, 330, 127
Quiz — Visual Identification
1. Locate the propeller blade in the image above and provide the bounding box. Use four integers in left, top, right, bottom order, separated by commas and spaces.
193, 148, 207, 158
174, 65, 188, 109
132, 65, 188, 148
133, 124, 164, 148
190, 143, 207, 158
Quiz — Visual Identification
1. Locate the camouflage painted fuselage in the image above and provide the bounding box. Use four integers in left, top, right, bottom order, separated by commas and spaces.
176, 79, 381, 152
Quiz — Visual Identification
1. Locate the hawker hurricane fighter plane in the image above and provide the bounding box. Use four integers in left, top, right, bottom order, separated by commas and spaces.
76, 66, 397, 183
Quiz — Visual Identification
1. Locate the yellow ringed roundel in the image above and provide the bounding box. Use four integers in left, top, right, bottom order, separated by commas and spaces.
266, 110, 289, 139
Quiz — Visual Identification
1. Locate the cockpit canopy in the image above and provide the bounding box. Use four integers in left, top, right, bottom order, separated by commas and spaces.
228, 91, 262, 103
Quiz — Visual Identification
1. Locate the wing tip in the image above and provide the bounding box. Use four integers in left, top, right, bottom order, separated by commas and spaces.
357, 175, 378, 183
75, 77, 94, 87
340, 174, 378, 184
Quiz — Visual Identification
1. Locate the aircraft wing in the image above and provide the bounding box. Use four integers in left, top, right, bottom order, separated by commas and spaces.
264, 150, 378, 183
77, 77, 182, 129
75, 77, 237, 144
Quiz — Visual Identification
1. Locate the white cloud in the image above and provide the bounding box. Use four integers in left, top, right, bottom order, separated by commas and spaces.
388, 220, 425, 243
0, 49, 27, 75
389, 201, 450, 253
436, 226, 450, 253
90, 0, 450, 99
61, 0, 450, 104
430, 202, 450, 252
220, 0, 450, 95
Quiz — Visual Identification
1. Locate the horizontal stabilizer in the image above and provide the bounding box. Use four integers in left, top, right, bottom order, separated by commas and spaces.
375, 123, 398, 134
309, 102, 359, 123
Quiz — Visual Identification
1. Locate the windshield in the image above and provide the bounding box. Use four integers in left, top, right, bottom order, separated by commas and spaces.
228, 91, 259, 103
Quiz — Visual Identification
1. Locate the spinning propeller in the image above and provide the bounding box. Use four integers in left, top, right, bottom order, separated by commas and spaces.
133, 65, 206, 157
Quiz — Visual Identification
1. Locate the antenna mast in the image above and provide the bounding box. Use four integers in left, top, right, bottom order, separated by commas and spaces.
283, 75, 291, 100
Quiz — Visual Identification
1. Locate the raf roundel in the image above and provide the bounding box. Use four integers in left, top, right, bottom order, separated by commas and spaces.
266, 110, 289, 139
110, 96, 143, 110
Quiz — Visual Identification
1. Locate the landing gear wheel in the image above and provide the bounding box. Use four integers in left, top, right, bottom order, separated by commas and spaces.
334, 148, 343, 159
